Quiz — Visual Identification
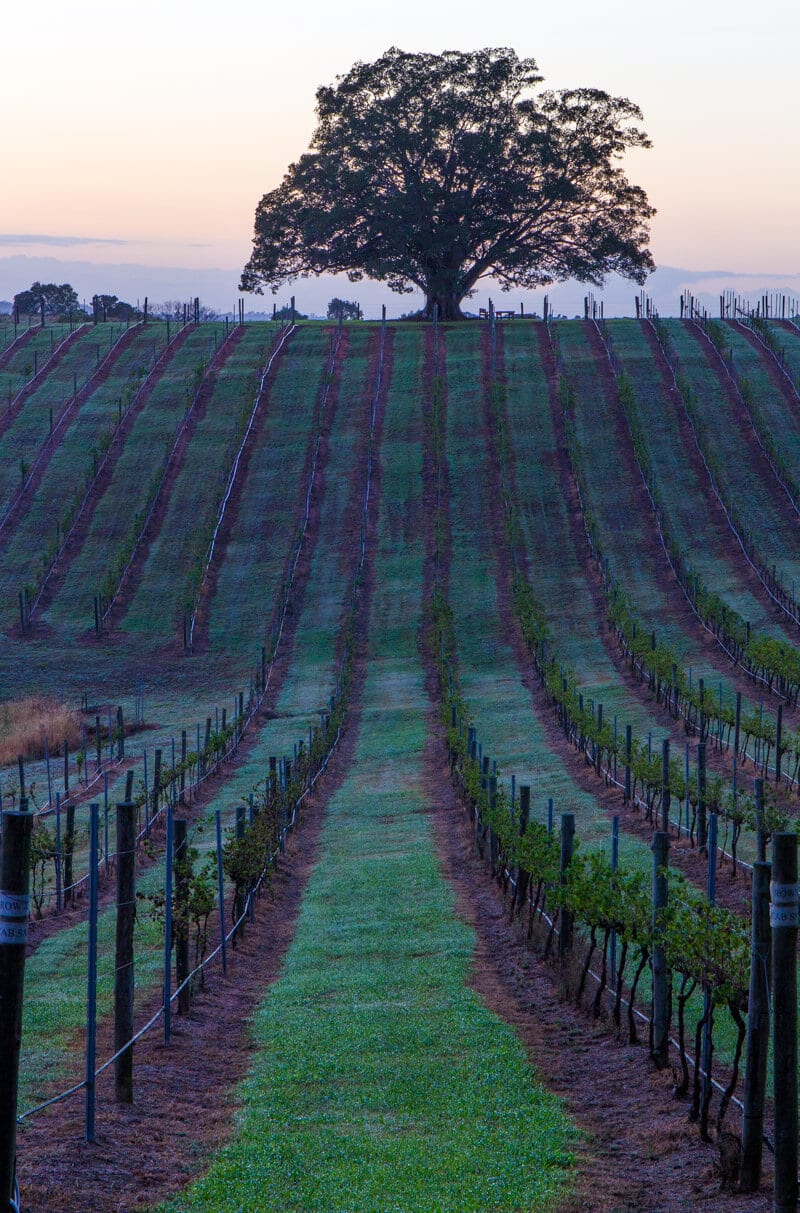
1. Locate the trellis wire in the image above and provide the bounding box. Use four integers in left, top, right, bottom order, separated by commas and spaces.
101, 322, 243, 623
28, 318, 197, 619
0, 323, 142, 538
186, 322, 295, 649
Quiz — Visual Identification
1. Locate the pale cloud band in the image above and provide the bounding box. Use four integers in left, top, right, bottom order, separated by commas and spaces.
0, 234, 129, 248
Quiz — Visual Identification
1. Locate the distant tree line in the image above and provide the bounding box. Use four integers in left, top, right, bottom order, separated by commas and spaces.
8, 282, 219, 323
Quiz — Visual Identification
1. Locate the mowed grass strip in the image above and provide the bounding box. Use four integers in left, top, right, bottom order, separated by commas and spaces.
662, 319, 800, 587
42, 326, 221, 634
121, 325, 278, 637
0, 323, 73, 399
607, 320, 780, 637
0, 325, 125, 513
261, 325, 375, 750
444, 325, 628, 850
0, 325, 171, 630
155, 324, 574, 1213
206, 325, 337, 659
501, 323, 656, 737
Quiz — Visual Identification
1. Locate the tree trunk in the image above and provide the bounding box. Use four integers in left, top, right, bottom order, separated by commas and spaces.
422, 283, 466, 321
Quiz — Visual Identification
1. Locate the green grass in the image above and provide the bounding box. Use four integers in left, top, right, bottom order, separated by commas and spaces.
608, 320, 783, 639
18, 855, 165, 1111
501, 322, 659, 739
155, 323, 575, 1213
662, 319, 800, 591
557, 321, 761, 714
41, 326, 224, 636
0, 323, 73, 402
0, 325, 175, 631
768, 320, 800, 386
121, 325, 279, 637
0, 325, 128, 516
206, 326, 334, 659
256, 325, 375, 752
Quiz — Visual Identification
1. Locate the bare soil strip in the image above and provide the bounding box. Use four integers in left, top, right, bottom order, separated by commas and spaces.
0, 325, 145, 544
16, 328, 390, 1213
421, 723, 772, 1212
421, 328, 772, 1210
103, 325, 247, 630
0, 325, 87, 440
537, 322, 800, 774
32, 323, 199, 625
191, 327, 347, 653
638, 320, 785, 629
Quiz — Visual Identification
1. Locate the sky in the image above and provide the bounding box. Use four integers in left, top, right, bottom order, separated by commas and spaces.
1, 0, 797, 316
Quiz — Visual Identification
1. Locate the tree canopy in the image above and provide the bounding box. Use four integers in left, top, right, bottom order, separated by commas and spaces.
14, 282, 81, 317
92, 294, 139, 321
327, 297, 362, 321
241, 47, 655, 320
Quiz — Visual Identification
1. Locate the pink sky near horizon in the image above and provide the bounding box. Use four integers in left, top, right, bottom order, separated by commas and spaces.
2, 0, 797, 283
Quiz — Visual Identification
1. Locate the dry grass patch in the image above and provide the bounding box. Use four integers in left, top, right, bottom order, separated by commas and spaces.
0, 697, 82, 765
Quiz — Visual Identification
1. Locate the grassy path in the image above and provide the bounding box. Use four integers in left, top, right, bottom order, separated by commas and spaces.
662, 319, 800, 591
15, 331, 380, 1117
156, 323, 574, 1213
0, 325, 126, 515
444, 325, 650, 859
500, 322, 658, 738
607, 319, 782, 637
0, 323, 73, 404
120, 325, 272, 638
0, 325, 168, 631
41, 326, 218, 636
206, 325, 333, 659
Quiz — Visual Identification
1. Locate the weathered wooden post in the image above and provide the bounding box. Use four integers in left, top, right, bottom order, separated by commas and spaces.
149, 747, 162, 836
772, 833, 798, 1212
179, 730, 187, 803
697, 742, 707, 851
651, 831, 671, 1068
215, 811, 228, 974
558, 813, 575, 960
163, 805, 174, 1045
63, 800, 76, 905
174, 820, 191, 1014
114, 800, 136, 1103
595, 702, 603, 775
514, 784, 531, 916
661, 738, 670, 831
0, 801, 33, 1208
739, 861, 771, 1192
754, 778, 766, 863
85, 804, 99, 1141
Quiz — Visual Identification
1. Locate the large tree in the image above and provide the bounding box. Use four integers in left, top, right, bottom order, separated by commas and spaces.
241, 48, 655, 320
14, 281, 81, 318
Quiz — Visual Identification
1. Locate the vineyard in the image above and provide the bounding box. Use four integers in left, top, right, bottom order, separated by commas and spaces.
3, 309, 800, 1211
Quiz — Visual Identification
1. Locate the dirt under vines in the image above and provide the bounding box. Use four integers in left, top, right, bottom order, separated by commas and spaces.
16, 326, 390, 1213
420, 324, 773, 1209
13, 323, 778, 1213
